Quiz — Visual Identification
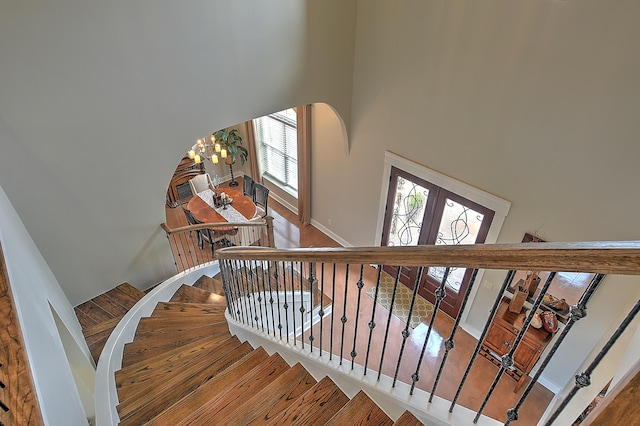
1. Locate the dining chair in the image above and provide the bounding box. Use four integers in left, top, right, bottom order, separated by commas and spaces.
253, 183, 269, 218
182, 206, 214, 249
242, 174, 255, 199
188, 173, 213, 196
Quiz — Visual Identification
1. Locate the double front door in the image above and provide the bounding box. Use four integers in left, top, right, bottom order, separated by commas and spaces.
380, 167, 495, 318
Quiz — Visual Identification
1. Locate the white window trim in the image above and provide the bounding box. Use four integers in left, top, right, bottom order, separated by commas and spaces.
375, 150, 512, 330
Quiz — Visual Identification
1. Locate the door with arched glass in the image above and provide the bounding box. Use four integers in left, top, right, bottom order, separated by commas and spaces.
381, 166, 495, 318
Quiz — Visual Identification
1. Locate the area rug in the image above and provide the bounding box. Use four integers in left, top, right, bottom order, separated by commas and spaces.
366, 273, 434, 329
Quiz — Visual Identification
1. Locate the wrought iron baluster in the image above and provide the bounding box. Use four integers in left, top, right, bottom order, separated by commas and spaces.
505, 274, 605, 426
364, 265, 383, 374
291, 261, 297, 346
450, 270, 515, 413
430, 269, 479, 401
378, 268, 402, 381
393, 267, 425, 387
308, 262, 316, 353
330, 263, 337, 361
243, 260, 257, 328
473, 272, 557, 424
299, 261, 306, 350
318, 263, 326, 356
262, 260, 276, 338
281, 261, 291, 344
272, 261, 283, 341
257, 260, 272, 335
351, 265, 366, 370
544, 294, 640, 426
250, 260, 264, 332
233, 259, 246, 324
339, 264, 351, 365
410, 267, 450, 394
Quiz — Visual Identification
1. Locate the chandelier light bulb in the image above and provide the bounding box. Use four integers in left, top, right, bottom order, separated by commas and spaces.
188, 150, 195, 159
212, 154, 218, 164
194, 154, 201, 164
215, 143, 221, 152
221, 148, 227, 158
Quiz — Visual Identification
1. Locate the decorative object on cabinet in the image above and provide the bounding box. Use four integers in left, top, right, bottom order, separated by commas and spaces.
506, 233, 606, 324
480, 298, 553, 392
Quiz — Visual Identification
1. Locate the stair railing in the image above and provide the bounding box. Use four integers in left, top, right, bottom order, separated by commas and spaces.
217, 241, 640, 425
161, 216, 274, 272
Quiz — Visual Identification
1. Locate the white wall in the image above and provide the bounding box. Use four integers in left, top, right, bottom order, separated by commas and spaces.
0, 185, 90, 425
0, 0, 358, 305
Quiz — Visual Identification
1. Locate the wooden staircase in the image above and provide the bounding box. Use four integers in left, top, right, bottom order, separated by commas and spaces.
112, 275, 424, 425
75, 282, 147, 363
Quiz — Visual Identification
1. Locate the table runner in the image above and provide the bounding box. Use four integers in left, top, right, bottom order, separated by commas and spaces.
198, 189, 248, 223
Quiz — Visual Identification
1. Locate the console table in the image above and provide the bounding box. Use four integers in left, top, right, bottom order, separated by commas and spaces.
480, 298, 552, 392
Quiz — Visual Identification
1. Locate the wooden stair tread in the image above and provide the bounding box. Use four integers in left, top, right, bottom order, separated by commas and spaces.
394, 410, 424, 425
115, 282, 146, 301
170, 284, 226, 304
193, 275, 225, 295
83, 315, 123, 337
121, 326, 230, 367
116, 336, 241, 400
264, 376, 349, 426
175, 353, 291, 426
116, 334, 235, 387
325, 391, 393, 426
145, 347, 271, 425
216, 363, 317, 425
133, 314, 225, 334
117, 341, 254, 426
152, 301, 226, 316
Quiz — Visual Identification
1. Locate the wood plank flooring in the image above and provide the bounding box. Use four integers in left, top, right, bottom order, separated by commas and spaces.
74, 282, 146, 363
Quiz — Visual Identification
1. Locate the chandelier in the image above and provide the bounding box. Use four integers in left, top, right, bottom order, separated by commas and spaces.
187, 134, 227, 164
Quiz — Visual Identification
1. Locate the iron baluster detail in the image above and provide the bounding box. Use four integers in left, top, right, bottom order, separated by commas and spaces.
281, 261, 290, 344
264, 261, 277, 339
474, 272, 557, 424
290, 261, 297, 346
429, 269, 480, 401
339, 264, 350, 365
378, 268, 402, 381
271, 261, 283, 340
544, 295, 640, 425
308, 262, 316, 352
393, 267, 425, 387
504, 273, 605, 426
450, 270, 516, 413
299, 261, 305, 350
364, 265, 383, 374
351, 265, 366, 369
318, 263, 326, 356
410, 267, 450, 395
329, 264, 336, 362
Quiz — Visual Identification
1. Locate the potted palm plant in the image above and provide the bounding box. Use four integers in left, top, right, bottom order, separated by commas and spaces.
213, 128, 248, 187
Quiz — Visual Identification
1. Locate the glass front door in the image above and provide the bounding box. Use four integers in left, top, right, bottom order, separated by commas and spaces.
381, 167, 495, 318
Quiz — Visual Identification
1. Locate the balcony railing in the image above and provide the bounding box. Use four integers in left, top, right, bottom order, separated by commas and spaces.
161, 217, 274, 272
216, 241, 640, 425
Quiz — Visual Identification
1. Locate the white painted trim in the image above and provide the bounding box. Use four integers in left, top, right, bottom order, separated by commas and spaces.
310, 218, 353, 248
94, 263, 221, 426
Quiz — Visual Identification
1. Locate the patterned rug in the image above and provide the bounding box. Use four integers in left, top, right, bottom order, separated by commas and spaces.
366, 274, 434, 329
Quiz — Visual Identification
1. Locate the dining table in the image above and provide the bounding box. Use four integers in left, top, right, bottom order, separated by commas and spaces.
187, 187, 257, 224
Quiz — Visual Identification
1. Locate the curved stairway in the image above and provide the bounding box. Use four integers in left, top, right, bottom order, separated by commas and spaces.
112, 275, 425, 425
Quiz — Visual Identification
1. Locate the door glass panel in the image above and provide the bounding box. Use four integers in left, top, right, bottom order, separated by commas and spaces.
386, 177, 430, 247
428, 198, 485, 292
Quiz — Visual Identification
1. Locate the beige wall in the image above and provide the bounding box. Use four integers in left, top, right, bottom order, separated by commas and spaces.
306, 0, 640, 395
0, 0, 358, 305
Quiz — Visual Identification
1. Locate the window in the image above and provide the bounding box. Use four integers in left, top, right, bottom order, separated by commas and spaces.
254, 108, 298, 195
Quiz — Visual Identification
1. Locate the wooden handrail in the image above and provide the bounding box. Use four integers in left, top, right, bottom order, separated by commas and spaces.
216, 241, 640, 275
0, 243, 44, 425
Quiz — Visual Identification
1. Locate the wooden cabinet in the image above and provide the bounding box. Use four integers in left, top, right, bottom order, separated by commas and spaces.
480, 299, 552, 392
166, 156, 205, 207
